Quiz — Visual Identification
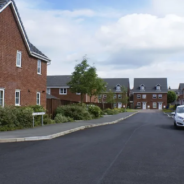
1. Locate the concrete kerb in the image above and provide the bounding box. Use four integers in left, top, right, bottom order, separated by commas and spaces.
0, 112, 138, 143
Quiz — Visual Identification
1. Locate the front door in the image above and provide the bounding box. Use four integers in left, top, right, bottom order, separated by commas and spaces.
158, 102, 162, 110
142, 102, 147, 110
118, 102, 122, 109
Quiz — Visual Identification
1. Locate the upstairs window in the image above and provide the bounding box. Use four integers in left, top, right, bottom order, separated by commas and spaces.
47, 88, 50, 95
113, 94, 117, 99
37, 60, 41, 74
140, 84, 145, 91
98, 95, 102, 99
16, 51, 22, 67
153, 94, 157, 99
142, 94, 146, 99
158, 94, 162, 99
76, 92, 81, 95
0, 89, 4, 107
137, 94, 141, 99
118, 94, 122, 99
59, 88, 67, 95
15, 90, 20, 106
156, 85, 161, 90
116, 84, 121, 92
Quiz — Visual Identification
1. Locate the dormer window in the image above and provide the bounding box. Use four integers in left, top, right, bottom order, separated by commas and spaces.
140, 84, 145, 91
156, 84, 161, 90
116, 84, 121, 92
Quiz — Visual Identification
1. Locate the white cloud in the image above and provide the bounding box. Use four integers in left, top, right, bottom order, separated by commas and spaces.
14, 0, 184, 88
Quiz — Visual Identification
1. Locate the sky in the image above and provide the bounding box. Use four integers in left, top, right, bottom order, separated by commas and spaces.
14, 0, 184, 88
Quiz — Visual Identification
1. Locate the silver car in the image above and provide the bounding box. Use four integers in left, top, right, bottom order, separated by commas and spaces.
174, 105, 184, 127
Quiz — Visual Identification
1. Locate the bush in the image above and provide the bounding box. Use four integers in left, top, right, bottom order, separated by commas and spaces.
56, 104, 92, 120
54, 114, 74, 123
88, 105, 102, 118
103, 108, 125, 115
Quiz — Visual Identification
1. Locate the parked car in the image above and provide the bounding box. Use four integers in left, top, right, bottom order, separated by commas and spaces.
174, 105, 184, 127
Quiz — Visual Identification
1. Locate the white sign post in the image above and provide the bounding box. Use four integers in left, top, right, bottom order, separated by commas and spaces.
32, 112, 46, 128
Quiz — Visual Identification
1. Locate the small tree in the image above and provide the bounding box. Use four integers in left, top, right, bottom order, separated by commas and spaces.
117, 86, 128, 108
106, 89, 116, 109
167, 91, 176, 104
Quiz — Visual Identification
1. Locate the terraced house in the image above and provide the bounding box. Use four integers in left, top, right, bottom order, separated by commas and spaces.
132, 78, 168, 110
0, 0, 51, 108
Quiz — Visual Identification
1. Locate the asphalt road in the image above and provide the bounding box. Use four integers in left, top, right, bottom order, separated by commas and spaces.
1, 110, 184, 184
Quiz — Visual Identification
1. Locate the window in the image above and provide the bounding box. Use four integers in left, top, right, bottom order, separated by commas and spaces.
59, 88, 67, 95
156, 85, 161, 90
114, 103, 117, 108
76, 92, 81, 95
36, 92, 41, 105
158, 94, 162, 99
118, 94, 122, 99
15, 90, 20, 106
47, 88, 50, 94
0, 89, 4, 107
98, 95, 102, 99
103, 94, 107, 98
113, 94, 117, 99
137, 94, 141, 99
140, 84, 145, 90
142, 94, 146, 99
116, 85, 121, 92
153, 94, 157, 99
137, 102, 141, 107
37, 60, 41, 74
153, 102, 157, 108
16, 51, 22, 67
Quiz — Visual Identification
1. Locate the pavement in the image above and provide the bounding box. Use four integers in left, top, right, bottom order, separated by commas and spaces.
1, 110, 183, 184
0, 111, 137, 143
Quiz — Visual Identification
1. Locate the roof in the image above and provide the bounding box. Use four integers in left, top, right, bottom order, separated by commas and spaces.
47, 75, 72, 87
179, 83, 184, 90
47, 76, 130, 92
132, 78, 168, 93
0, 0, 50, 63
46, 94, 59, 99
102, 78, 130, 92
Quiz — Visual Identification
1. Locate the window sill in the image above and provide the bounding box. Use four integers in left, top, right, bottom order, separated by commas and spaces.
59, 94, 67, 95
16, 66, 22, 68
15, 104, 21, 106
37, 73, 42, 75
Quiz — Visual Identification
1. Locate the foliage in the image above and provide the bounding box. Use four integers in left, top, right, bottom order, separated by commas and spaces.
167, 91, 176, 104
56, 104, 92, 120
54, 114, 74, 123
0, 105, 53, 131
117, 86, 129, 105
103, 108, 125, 115
88, 104, 102, 118
105, 90, 116, 108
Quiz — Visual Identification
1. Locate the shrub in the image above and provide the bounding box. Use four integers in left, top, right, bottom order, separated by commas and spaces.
56, 104, 92, 120
103, 108, 125, 115
88, 105, 102, 118
54, 114, 74, 123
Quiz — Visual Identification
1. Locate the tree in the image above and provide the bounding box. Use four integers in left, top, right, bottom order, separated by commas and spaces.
68, 58, 106, 103
67, 58, 90, 103
106, 89, 116, 108
167, 91, 176, 104
117, 86, 129, 107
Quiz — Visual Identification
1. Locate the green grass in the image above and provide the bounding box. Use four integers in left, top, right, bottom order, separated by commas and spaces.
126, 109, 137, 112
162, 109, 173, 113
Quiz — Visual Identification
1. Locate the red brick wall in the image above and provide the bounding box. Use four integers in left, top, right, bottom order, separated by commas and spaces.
50, 88, 98, 102
133, 93, 167, 109
0, 6, 47, 108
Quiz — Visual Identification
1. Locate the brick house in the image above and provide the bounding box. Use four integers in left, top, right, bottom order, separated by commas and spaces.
0, 0, 51, 108
47, 75, 97, 102
132, 78, 168, 110
99, 78, 130, 108
175, 84, 184, 105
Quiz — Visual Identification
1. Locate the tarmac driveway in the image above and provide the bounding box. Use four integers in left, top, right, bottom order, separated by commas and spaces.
0, 110, 184, 184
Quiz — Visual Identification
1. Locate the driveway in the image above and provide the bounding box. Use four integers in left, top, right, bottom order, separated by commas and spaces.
0, 110, 184, 184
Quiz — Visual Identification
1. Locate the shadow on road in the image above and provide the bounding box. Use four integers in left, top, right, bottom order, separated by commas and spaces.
157, 124, 184, 131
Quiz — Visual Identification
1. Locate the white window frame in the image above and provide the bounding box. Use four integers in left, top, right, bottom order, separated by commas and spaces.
37, 60, 41, 74
118, 94, 122, 99
156, 85, 161, 90
16, 51, 22, 67
76, 92, 81, 95
98, 95, 102, 99
116, 84, 121, 92
47, 88, 51, 95
15, 90, 21, 106
113, 94, 117, 99
142, 94, 146, 99
153, 94, 157, 99
103, 94, 107, 98
158, 94, 162, 99
137, 102, 141, 107
36, 92, 41, 105
153, 102, 157, 109
137, 94, 141, 99
0, 88, 5, 107
59, 88, 67, 95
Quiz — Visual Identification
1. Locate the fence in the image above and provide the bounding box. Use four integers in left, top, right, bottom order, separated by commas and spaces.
46, 99, 112, 118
